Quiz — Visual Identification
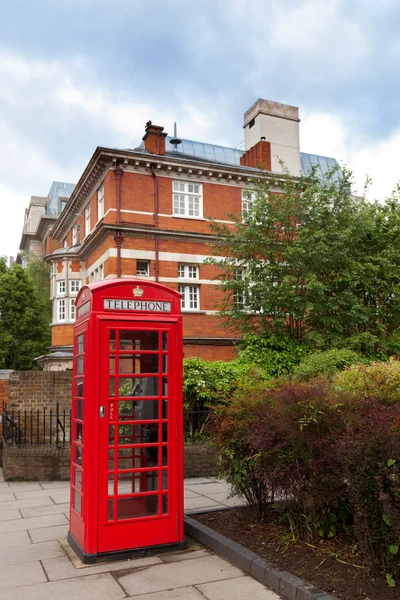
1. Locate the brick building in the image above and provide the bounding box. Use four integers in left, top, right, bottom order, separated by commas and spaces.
19, 98, 339, 369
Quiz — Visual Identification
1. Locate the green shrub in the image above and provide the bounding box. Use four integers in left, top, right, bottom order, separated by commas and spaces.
293, 348, 364, 381
237, 333, 310, 378
333, 360, 400, 405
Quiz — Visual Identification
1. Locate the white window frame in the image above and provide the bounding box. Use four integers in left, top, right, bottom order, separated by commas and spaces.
70, 298, 76, 322
173, 181, 203, 219
178, 264, 199, 280
136, 260, 150, 277
70, 280, 81, 295
178, 284, 200, 312
242, 190, 256, 217
57, 280, 66, 296
85, 204, 91, 237
57, 299, 66, 322
97, 183, 104, 221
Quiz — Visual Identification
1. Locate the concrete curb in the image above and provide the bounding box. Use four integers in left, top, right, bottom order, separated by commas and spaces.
184, 515, 338, 600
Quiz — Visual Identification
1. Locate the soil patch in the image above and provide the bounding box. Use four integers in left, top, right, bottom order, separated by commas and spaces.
196, 506, 400, 600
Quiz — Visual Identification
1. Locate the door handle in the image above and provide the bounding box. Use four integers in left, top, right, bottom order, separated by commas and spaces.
99, 406, 105, 418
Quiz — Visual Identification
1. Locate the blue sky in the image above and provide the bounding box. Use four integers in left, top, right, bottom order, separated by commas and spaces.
2, 0, 400, 257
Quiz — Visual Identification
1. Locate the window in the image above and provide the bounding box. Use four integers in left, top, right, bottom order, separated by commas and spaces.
178, 264, 199, 279
72, 225, 81, 245
173, 181, 202, 218
60, 200, 67, 212
234, 268, 245, 309
98, 183, 104, 220
178, 285, 199, 311
57, 299, 66, 322
85, 204, 91, 237
90, 264, 104, 283
57, 281, 66, 296
70, 280, 81, 294
70, 298, 76, 322
242, 190, 255, 217
63, 240, 68, 248
136, 261, 149, 277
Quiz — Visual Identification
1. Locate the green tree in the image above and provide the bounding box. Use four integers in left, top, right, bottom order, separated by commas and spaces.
0, 259, 50, 369
22, 252, 52, 327
208, 167, 400, 353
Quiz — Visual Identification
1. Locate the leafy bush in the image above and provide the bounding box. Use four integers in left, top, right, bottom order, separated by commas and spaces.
333, 359, 400, 405
237, 333, 310, 378
293, 348, 364, 381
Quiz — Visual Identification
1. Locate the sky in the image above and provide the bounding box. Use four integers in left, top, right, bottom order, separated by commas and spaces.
2, 0, 400, 258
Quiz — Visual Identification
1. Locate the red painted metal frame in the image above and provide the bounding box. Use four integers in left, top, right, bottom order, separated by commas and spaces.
69, 279, 184, 559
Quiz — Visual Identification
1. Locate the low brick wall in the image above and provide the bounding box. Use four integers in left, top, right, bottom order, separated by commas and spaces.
2, 446, 70, 481
184, 443, 219, 478
2, 443, 219, 481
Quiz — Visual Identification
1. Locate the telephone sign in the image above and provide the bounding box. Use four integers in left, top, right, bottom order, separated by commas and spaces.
67, 279, 185, 563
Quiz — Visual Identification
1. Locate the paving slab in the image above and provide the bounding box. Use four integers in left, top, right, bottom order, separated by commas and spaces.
185, 483, 232, 495
0, 493, 16, 502
7, 483, 43, 492
49, 491, 70, 504
0, 509, 22, 522
160, 549, 212, 562
126, 586, 205, 599
43, 554, 162, 581
14, 489, 54, 500
184, 478, 216, 485
39, 482, 70, 490
0, 561, 47, 591
197, 575, 280, 599
0, 482, 10, 489
29, 524, 69, 543
0, 530, 31, 549
0, 496, 55, 511
0, 513, 68, 534
1, 572, 125, 600
0, 540, 65, 566
116, 555, 243, 596
20, 502, 70, 518
185, 496, 226, 510
184, 490, 203, 499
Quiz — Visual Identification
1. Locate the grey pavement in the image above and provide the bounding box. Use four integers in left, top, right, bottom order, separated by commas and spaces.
0, 469, 281, 599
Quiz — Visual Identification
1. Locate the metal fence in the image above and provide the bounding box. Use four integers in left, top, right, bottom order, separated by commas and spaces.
1, 403, 71, 448
1, 404, 210, 447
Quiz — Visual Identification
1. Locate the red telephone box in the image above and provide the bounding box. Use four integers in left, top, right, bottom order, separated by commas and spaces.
67, 279, 186, 563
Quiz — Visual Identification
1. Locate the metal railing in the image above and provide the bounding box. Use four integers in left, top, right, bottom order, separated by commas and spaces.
1, 403, 71, 448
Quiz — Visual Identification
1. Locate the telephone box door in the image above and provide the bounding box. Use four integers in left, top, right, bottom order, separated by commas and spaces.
97, 320, 180, 552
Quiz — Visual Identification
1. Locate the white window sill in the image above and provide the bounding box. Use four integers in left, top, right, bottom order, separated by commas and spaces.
172, 214, 205, 221
181, 310, 205, 314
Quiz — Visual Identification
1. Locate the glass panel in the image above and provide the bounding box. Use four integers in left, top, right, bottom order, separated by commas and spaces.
109, 425, 115, 446
162, 377, 168, 396
162, 423, 168, 442
108, 449, 115, 470
162, 494, 168, 515
108, 475, 114, 495
76, 378, 84, 398
118, 400, 159, 421
162, 400, 168, 419
77, 356, 84, 375
117, 470, 160, 494
107, 499, 114, 521
118, 445, 159, 470
117, 423, 159, 445
109, 355, 116, 374
162, 470, 168, 491
162, 355, 168, 373
109, 378, 115, 397
74, 422, 83, 443
75, 444, 83, 467
118, 355, 159, 374
110, 330, 116, 350
118, 377, 158, 397
73, 489, 82, 515
118, 449, 136, 471
77, 334, 84, 354
162, 332, 168, 350
117, 423, 136, 444
75, 467, 82, 490
76, 399, 83, 421
162, 446, 168, 466
117, 495, 158, 520
119, 331, 158, 351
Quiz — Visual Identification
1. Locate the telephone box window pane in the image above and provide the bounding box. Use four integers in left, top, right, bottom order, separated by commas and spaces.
73, 490, 82, 515
162, 446, 168, 466
75, 468, 82, 490
108, 449, 115, 470
162, 470, 168, 491
109, 355, 116, 374
117, 496, 158, 520
109, 378, 115, 397
117, 424, 135, 444
77, 334, 84, 354
162, 494, 168, 515
119, 355, 159, 374
118, 377, 158, 397
75, 444, 83, 466
77, 357, 84, 375
119, 331, 158, 351
108, 475, 114, 495
109, 425, 115, 446
162, 423, 168, 442
110, 331, 116, 350
162, 377, 168, 396
118, 445, 159, 470
118, 400, 159, 421
162, 332, 168, 350
74, 422, 83, 443
117, 471, 142, 494
76, 379, 84, 397
107, 499, 114, 521
162, 400, 168, 419
162, 355, 168, 373
76, 400, 83, 421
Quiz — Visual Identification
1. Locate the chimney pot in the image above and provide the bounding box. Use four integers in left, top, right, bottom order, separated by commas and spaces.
143, 122, 167, 155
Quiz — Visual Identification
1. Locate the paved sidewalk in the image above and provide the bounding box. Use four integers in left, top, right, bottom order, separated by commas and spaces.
0, 470, 281, 599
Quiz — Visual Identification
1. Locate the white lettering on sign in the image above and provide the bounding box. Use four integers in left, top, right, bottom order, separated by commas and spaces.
104, 299, 171, 312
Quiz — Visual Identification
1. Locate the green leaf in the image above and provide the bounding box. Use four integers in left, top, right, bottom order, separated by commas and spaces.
386, 573, 396, 588
388, 458, 396, 467
389, 545, 399, 555
383, 514, 392, 527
